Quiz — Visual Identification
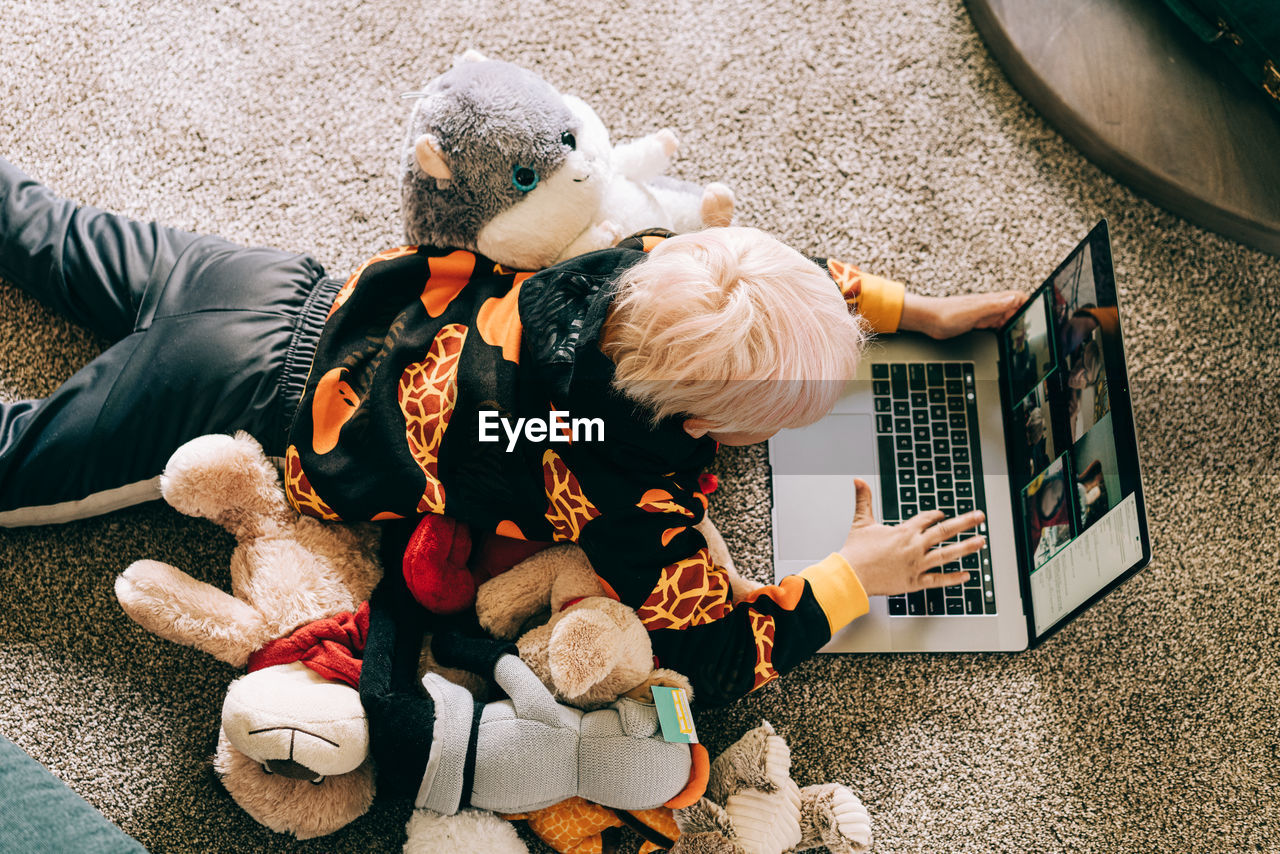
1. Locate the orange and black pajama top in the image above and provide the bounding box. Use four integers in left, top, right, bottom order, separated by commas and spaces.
284, 231, 905, 707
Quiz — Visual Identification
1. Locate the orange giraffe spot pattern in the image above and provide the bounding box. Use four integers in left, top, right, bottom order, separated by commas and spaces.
827, 258, 864, 310
660, 526, 687, 547
399, 323, 468, 515
636, 547, 732, 630
543, 450, 601, 542
740, 573, 807, 611
747, 608, 780, 690
502, 797, 678, 854
284, 445, 341, 521
328, 246, 418, 319
491, 264, 537, 283
495, 519, 526, 540
476, 281, 525, 363
420, 250, 477, 317
636, 488, 696, 518
310, 367, 360, 455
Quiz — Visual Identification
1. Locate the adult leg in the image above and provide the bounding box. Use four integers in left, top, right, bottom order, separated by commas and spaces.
0, 156, 201, 341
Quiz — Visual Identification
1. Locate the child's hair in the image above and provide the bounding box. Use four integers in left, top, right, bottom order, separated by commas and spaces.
603, 227, 868, 434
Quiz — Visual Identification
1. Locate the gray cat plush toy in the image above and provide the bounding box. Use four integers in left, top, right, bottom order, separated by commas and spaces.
401, 50, 734, 271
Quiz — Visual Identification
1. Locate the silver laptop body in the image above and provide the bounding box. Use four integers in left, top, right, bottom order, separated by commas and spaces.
769, 221, 1151, 653
771, 332, 1028, 652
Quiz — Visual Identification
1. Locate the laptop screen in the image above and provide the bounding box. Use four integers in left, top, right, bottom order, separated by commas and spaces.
998, 220, 1150, 645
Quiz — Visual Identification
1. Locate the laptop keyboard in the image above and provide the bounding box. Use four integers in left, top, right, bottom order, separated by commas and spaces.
872, 362, 997, 616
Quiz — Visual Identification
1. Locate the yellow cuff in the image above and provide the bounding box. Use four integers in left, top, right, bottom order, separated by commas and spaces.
799, 553, 870, 636
857, 273, 906, 333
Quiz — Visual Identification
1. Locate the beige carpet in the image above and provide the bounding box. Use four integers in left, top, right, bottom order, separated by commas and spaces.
2, 0, 1279, 851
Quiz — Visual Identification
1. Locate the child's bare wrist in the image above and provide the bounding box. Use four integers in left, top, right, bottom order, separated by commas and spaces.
837, 548, 870, 592
899, 293, 940, 337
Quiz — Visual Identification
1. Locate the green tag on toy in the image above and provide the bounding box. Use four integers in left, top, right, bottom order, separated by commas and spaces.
651, 686, 698, 744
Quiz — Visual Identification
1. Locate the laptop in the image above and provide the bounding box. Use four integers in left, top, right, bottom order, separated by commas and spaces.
770, 220, 1151, 652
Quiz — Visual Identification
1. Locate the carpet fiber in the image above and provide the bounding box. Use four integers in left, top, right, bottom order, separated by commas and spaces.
2, 1, 1278, 852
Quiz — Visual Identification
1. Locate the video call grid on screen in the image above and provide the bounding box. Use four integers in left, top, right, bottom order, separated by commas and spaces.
998, 223, 1141, 629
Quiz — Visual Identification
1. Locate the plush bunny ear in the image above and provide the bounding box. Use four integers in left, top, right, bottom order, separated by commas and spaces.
161, 432, 293, 538
413, 134, 452, 182
454, 48, 490, 66
115, 560, 271, 667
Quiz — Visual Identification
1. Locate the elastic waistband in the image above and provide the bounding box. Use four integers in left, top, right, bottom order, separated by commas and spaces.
275, 275, 343, 447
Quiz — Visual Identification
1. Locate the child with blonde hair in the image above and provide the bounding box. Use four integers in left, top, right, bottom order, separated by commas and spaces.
0, 157, 1022, 705
605, 227, 867, 441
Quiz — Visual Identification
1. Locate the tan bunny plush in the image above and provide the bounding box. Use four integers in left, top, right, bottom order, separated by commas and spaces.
114, 431, 385, 839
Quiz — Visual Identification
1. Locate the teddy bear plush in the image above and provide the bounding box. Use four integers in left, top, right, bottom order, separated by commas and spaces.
671, 721, 873, 854
473, 542, 692, 710
467, 498, 759, 710
400, 50, 735, 271
114, 432, 386, 839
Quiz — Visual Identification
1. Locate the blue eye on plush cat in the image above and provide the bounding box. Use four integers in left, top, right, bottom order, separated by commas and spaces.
512, 166, 539, 192
400, 50, 735, 271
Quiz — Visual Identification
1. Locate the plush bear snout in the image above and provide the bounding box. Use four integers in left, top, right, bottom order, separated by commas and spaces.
221, 662, 369, 777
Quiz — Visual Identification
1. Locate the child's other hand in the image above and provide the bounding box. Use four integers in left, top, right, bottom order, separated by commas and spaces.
837, 479, 984, 596
900, 291, 1026, 339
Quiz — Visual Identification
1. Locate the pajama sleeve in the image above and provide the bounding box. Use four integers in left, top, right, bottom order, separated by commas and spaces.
574, 472, 870, 708
819, 257, 906, 333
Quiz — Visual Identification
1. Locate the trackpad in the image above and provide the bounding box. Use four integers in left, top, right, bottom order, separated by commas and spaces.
770, 414, 877, 475
771, 415, 878, 563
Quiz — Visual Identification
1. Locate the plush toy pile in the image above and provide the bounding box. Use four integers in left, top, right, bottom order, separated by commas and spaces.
113, 52, 874, 853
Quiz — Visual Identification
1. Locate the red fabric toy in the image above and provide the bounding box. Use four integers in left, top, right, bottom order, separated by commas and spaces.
403, 474, 717, 614
246, 602, 370, 689
403, 513, 551, 613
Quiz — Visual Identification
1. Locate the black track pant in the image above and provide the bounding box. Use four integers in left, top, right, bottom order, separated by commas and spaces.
0, 157, 340, 526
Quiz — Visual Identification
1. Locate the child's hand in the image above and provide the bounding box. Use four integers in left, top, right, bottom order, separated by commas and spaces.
838, 479, 984, 596
900, 291, 1026, 339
